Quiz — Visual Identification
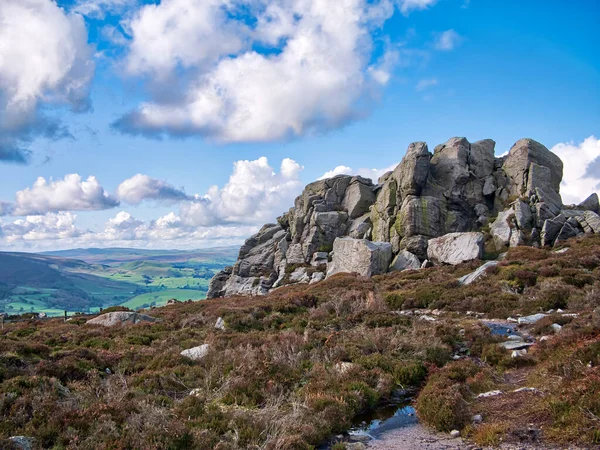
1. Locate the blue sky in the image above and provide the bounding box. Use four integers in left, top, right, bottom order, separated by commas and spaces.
0, 0, 598, 251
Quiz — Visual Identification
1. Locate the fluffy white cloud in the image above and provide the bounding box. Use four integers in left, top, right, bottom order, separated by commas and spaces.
416, 78, 438, 91
11, 174, 119, 216
551, 136, 600, 205
180, 157, 303, 226
1, 212, 83, 243
114, 0, 404, 142
434, 29, 462, 51
0, 0, 95, 162
0, 210, 258, 251
124, 0, 244, 79
320, 163, 398, 182
117, 174, 191, 204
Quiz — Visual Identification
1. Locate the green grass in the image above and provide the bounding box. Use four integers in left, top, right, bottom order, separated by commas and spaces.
120, 288, 207, 310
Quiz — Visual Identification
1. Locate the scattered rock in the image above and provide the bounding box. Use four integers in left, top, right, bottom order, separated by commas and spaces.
86, 312, 159, 327
181, 344, 210, 361
215, 317, 225, 330
335, 362, 357, 374
518, 313, 547, 324
449, 430, 461, 438
476, 390, 503, 398
513, 387, 541, 394
472, 414, 483, 424
500, 341, 534, 351
551, 323, 563, 333
458, 260, 499, 285
427, 232, 485, 265
310, 272, 326, 284
389, 249, 421, 272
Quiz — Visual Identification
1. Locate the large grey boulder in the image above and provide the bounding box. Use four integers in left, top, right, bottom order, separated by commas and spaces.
397, 196, 444, 238
348, 213, 372, 239
583, 211, 600, 233
469, 139, 496, 179
578, 193, 600, 213
389, 250, 421, 271
541, 214, 567, 246
513, 199, 533, 231
502, 138, 563, 197
87, 312, 159, 327
342, 179, 376, 219
399, 235, 429, 261
327, 238, 392, 277
395, 141, 431, 198
207, 266, 232, 299
427, 232, 485, 265
490, 209, 514, 248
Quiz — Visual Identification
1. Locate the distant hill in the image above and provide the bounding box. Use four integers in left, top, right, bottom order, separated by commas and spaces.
43, 246, 239, 265
0, 247, 238, 316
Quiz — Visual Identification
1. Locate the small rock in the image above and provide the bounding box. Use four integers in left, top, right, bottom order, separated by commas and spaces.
554, 247, 569, 254
419, 315, 437, 322
476, 390, 503, 398
539, 336, 551, 341
472, 414, 483, 424
507, 334, 524, 341
499, 341, 534, 350
215, 317, 225, 330
507, 317, 518, 323
518, 313, 547, 324
450, 430, 461, 438
511, 349, 527, 358
189, 388, 202, 396
181, 344, 210, 361
513, 387, 541, 394
550, 323, 562, 333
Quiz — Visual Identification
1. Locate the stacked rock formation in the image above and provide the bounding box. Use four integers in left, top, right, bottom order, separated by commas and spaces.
208, 137, 600, 298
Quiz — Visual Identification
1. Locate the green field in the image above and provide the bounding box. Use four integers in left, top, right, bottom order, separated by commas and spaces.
0, 247, 238, 316
119, 288, 207, 310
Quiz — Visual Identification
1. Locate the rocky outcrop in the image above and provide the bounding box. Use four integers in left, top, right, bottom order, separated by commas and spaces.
208, 136, 600, 298
87, 312, 159, 327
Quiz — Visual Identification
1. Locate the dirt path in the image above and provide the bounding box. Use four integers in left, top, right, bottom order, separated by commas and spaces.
366, 424, 467, 449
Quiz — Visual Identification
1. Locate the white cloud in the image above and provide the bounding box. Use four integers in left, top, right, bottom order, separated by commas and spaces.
124, 0, 244, 79
180, 157, 303, 226
114, 0, 404, 142
416, 78, 438, 91
11, 174, 119, 216
1, 212, 83, 243
0, 210, 258, 251
434, 29, 462, 51
550, 136, 600, 205
117, 174, 191, 204
73, 0, 137, 19
396, 0, 438, 15
319, 163, 398, 182
0, 0, 95, 162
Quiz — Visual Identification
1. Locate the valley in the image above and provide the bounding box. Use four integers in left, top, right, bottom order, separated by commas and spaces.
0, 247, 238, 316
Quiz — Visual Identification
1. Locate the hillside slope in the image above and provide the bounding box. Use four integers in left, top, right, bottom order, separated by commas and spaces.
1, 235, 599, 449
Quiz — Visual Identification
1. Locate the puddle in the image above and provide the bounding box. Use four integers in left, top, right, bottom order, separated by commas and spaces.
349, 402, 418, 439
482, 321, 517, 337
319, 390, 417, 448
